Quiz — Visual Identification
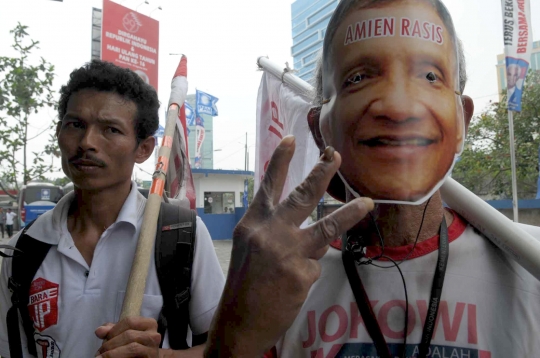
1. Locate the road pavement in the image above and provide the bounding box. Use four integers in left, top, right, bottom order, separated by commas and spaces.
212, 239, 233, 275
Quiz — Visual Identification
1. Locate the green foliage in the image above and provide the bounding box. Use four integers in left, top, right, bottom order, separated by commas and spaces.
0, 23, 59, 194
453, 70, 540, 199
42, 176, 70, 187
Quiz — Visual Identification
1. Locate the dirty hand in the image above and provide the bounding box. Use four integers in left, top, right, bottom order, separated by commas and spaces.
205, 135, 374, 357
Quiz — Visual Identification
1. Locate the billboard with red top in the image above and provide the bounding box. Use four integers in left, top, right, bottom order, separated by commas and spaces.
101, 0, 159, 91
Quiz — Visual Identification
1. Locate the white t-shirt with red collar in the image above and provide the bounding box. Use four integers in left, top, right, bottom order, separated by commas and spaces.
0, 183, 225, 358
275, 211, 540, 358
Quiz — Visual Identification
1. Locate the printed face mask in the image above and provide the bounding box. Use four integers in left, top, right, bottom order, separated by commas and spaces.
319, 1, 464, 205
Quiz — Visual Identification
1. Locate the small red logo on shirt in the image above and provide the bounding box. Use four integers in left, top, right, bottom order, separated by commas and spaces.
28, 278, 59, 332
34, 333, 61, 358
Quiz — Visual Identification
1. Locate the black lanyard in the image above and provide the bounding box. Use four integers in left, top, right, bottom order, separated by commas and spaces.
342, 217, 449, 358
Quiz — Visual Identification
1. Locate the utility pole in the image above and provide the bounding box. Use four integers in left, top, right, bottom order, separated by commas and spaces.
245, 132, 248, 171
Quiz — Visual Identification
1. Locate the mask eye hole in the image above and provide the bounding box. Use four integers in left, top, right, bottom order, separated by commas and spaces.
346, 73, 365, 86
426, 72, 438, 83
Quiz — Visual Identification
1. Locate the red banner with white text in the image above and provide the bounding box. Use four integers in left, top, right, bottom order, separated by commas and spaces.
101, 0, 159, 91
255, 71, 318, 204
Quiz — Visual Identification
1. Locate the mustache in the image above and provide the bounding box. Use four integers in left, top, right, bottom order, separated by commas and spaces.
68, 154, 106, 167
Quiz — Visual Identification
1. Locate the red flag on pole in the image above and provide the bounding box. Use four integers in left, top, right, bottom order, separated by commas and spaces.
165, 56, 196, 209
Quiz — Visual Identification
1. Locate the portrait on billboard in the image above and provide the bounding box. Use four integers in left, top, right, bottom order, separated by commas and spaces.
309, 0, 469, 205
505, 57, 528, 107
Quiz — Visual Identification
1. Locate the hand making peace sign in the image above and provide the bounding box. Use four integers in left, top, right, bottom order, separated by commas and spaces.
205, 135, 374, 357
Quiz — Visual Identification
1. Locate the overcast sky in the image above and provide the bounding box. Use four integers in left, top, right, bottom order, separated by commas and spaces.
1, 0, 539, 182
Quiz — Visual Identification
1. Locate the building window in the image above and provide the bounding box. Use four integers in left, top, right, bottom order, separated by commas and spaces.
302, 50, 320, 66
204, 192, 235, 214
292, 22, 307, 37
533, 52, 539, 71
292, 32, 319, 56
306, 1, 336, 26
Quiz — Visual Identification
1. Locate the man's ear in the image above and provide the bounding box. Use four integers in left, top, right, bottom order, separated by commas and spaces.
307, 107, 325, 153
135, 136, 156, 164
462, 95, 474, 134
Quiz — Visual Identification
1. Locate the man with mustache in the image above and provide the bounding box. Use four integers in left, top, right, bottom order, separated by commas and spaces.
205, 0, 540, 357
0, 61, 225, 357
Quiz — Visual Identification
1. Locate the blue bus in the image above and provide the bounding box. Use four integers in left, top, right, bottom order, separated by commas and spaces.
18, 183, 64, 227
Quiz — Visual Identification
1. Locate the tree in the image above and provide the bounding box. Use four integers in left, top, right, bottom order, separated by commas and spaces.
41, 176, 70, 187
247, 177, 254, 204
0, 23, 59, 199
453, 70, 540, 200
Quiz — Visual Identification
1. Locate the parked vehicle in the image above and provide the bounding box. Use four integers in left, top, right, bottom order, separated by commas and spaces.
63, 182, 74, 194
18, 183, 64, 227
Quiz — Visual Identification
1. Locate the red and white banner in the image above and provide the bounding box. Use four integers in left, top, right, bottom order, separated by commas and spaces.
101, 0, 159, 91
194, 124, 206, 169
165, 56, 196, 209
500, 0, 533, 112
255, 71, 319, 201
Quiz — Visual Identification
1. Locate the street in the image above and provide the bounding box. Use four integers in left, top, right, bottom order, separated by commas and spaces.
213, 239, 233, 275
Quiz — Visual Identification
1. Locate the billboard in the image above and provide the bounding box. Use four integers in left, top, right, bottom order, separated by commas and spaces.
501, 0, 533, 112
101, 0, 159, 91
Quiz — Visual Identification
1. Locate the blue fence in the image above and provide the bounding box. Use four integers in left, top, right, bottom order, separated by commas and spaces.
197, 207, 247, 240
486, 199, 540, 209
198, 200, 540, 240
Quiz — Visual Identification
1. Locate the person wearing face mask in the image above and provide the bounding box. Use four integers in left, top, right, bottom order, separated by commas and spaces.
204, 1, 540, 357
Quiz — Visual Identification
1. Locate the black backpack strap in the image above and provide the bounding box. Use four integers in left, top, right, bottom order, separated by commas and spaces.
7, 221, 52, 358
155, 202, 197, 350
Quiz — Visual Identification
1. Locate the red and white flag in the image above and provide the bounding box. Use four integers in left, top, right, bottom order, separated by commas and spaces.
166, 56, 196, 209
500, 0, 533, 112
255, 70, 319, 202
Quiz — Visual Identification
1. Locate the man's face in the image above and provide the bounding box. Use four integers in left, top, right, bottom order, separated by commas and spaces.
507, 66, 519, 89
320, 1, 464, 202
57, 89, 152, 192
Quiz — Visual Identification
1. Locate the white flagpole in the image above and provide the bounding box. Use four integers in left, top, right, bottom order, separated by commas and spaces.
258, 56, 312, 94
120, 55, 188, 319
256, 56, 540, 281
508, 110, 520, 222
121, 104, 179, 319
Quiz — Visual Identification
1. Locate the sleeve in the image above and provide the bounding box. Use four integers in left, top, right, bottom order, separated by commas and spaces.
188, 217, 225, 335
0, 232, 32, 358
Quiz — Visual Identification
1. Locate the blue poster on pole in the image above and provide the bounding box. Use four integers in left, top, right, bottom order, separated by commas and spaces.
505, 57, 529, 112
185, 102, 195, 127
155, 125, 165, 137
196, 89, 219, 116
500, 0, 533, 113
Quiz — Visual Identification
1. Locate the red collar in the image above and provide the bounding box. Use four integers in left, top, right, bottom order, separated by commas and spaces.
329, 209, 467, 261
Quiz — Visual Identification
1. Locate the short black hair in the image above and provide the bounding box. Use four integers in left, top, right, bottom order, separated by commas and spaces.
58, 60, 160, 143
